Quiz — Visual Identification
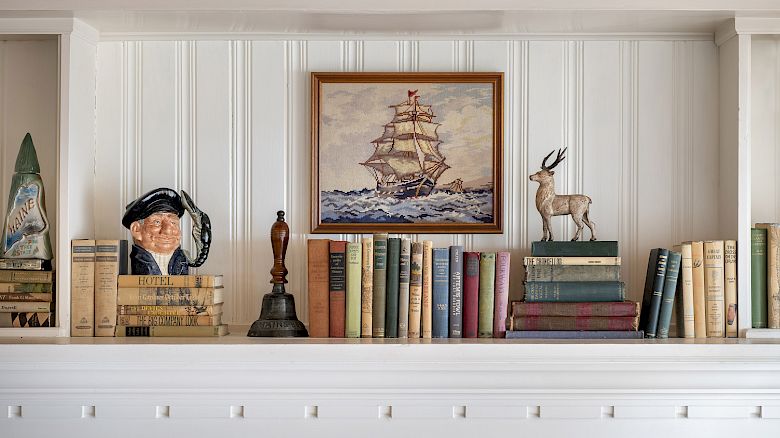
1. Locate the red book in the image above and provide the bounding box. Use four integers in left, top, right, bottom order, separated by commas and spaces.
307, 239, 330, 338
510, 316, 639, 331
462, 252, 480, 338
329, 241, 347, 338
493, 251, 511, 338
511, 301, 640, 317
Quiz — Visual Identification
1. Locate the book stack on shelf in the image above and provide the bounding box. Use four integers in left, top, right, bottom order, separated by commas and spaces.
641, 240, 737, 339
0, 258, 54, 328
307, 234, 511, 339
115, 274, 228, 337
508, 241, 642, 339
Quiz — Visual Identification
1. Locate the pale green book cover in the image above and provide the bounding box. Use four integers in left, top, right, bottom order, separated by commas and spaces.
478, 252, 496, 338
345, 241, 362, 338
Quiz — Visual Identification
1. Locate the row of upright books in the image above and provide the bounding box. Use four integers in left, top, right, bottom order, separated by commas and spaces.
307, 234, 511, 338
0, 258, 54, 328
640, 240, 737, 338
507, 240, 642, 339
752, 224, 780, 329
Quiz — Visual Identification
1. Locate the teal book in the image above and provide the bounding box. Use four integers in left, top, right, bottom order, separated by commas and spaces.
531, 241, 619, 257
645, 248, 669, 338
432, 248, 450, 338
523, 281, 625, 302
372, 233, 388, 338
478, 252, 496, 337
752, 228, 768, 328
385, 237, 401, 338
524, 264, 620, 282
657, 251, 681, 339
397, 238, 411, 338
345, 242, 362, 338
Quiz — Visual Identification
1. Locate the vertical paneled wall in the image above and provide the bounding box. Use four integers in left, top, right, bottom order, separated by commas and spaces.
752, 36, 780, 225
95, 38, 719, 326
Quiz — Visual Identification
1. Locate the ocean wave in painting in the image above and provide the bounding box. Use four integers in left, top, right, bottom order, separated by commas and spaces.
321, 189, 493, 224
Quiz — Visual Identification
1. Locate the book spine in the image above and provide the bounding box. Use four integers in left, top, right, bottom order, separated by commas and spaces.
307, 239, 330, 338
680, 243, 695, 338
116, 288, 221, 305
724, 240, 738, 337
462, 252, 480, 338
704, 240, 726, 337
511, 316, 639, 331
0, 258, 51, 270
493, 251, 510, 338
361, 237, 374, 338
345, 242, 362, 338
0, 292, 52, 302
657, 251, 681, 339
372, 233, 388, 338
432, 248, 450, 338
385, 238, 401, 338
329, 241, 347, 338
0, 312, 51, 327
530, 241, 619, 257
639, 249, 660, 334
0, 302, 50, 312
512, 301, 639, 317
71, 239, 96, 337
94, 240, 127, 337
117, 275, 221, 288
117, 304, 221, 316
397, 238, 411, 338
478, 252, 496, 337
524, 256, 621, 266
0, 271, 53, 283
524, 265, 620, 282
448, 245, 463, 338
691, 241, 707, 337
645, 249, 669, 338
752, 228, 768, 328
115, 325, 228, 337
117, 314, 220, 326
506, 330, 644, 339
524, 287, 624, 302
767, 225, 780, 328
0, 283, 53, 293
408, 242, 423, 338
421, 241, 433, 339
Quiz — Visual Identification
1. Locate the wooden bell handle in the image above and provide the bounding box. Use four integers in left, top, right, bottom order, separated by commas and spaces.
270, 210, 289, 284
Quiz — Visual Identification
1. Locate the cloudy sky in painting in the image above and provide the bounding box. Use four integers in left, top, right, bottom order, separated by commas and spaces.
319, 82, 494, 192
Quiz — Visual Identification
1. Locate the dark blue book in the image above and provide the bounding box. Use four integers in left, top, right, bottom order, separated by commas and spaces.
657, 251, 681, 339
449, 246, 463, 338
506, 330, 644, 340
531, 241, 619, 257
523, 281, 625, 302
432, 248, 450, 338
644, 248, 669, 338
639, 249, 660, 334
385, 238, 401, 338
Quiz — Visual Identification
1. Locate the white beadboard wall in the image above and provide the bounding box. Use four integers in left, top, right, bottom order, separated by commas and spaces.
94, 39, 720, 326
751, 35, 780, 224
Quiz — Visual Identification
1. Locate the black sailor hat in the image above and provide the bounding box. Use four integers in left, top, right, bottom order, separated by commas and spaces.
122, 188, 184, 229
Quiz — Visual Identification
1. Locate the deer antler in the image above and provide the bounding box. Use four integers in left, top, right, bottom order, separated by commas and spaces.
541, 147, 567, 170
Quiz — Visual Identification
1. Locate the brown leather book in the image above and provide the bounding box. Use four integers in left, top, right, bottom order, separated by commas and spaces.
329, 241, 348, 337
307, 239, 330, 337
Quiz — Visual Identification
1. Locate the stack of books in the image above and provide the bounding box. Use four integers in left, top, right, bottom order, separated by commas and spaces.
0, 259, 54, 328
115, 274, 228, 337
508, 241, 642, 339
307, 234, 511, 339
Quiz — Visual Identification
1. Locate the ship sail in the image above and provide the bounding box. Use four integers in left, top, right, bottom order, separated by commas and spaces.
361, 92, 449, 198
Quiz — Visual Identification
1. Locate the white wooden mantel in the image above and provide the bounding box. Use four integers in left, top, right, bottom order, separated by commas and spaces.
1, 334, 780, 437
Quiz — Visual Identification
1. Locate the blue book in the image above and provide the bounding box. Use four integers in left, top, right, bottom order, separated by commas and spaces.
449, 246, 463, 338
657, 251, 682, 339
432, 248, 450, 338
645, 248, 669, 338
506, 330, 645, 340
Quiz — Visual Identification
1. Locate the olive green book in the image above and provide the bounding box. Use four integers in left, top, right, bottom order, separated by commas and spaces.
478, 252, 496, 338
371, 233, 388, 338
345, 241, 362, 338
752, 228, 768, 328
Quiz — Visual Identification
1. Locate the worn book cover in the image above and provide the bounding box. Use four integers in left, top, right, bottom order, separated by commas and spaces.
524, 256, 621, 266
680, 243, 695, 338
360, 237, 373, 338
71, 239, 95, 337
384, 238, 401, 338
0, 292, 52, 302
524, 264, 620, 282
345, 242, 362, 338
117, 314, 221, 326
372, 233, 388, 338
329, 240, 347, 338
432, 247, 449, 338
524, 281, 625, 303
531, 241, 619, 257
95, 239, 128, 337
397, 238, 411, 338
448, 245, 463, 338
116, 287, 224, 306
493, 251, 510, 338
510, 315, 639, 331
0, 282, 52, 293
704, 240, 725, 337
0, 270, 53, 283
408, 242, 423, 338
117, 304, 222, 316
0, 312, 51, 327
307, 239, 330, 338
116, 324, 228, 337
724, 240, 738, 337
117, 275, 223, 288
0, 302, 50, 312
752, 228, 768, 328
657, 251, 681, 339
757, 224, 780, 328
478, 252, 496, 338
691, 241, 707, 337
421, 240, 433, 339
644, 249, 668, 338
512, 301, 639, 317
462, 251, 480, 338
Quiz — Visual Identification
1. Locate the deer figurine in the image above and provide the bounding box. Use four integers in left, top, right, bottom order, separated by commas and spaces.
529, 148, 597, 241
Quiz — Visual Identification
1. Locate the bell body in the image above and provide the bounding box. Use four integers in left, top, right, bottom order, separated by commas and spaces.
247, 284, 308, 337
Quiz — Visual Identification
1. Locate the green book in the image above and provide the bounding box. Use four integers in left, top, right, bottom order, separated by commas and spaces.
372, 233, 388, 338
753, 228, 768, 328
478, 252, 496, 338
385, 238, 401, 338
531, 241, 619, 257
524, 281, 626, 302
345, 242, 362, 338
397, 238, 411, 338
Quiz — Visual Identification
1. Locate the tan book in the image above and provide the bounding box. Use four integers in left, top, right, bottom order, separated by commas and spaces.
117, 304, 222, 316
117, 275, 223, 288
408, 242, 423, 338
360, 237, 373, 338
71, 239, 96, 337
115, 324, 229, 337
117, 313, 221, 326
116, 287, 224, 305
691, 241, 707, 338
703, 240, 725, 337
421, 240, 433, 339
307, 239, 330, 338
523, 256, 621, 266
724, 240, 738, 337
94, 240, 128, 336
757, 224, 780, 328
680, 243, 695, 338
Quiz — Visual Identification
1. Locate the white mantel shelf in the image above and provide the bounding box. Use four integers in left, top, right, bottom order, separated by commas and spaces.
2, 331, 780, 437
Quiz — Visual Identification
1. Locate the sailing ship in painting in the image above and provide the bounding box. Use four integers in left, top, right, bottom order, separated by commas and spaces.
361, 90, 449, 198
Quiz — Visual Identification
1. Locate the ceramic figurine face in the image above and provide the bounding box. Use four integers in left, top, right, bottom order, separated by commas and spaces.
129, 212, 182, 255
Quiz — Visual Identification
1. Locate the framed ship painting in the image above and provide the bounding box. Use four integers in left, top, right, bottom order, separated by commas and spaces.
311, 72, 503, 233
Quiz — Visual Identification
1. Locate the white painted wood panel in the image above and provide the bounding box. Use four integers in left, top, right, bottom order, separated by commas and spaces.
751, 36, 780, 224
94, 37, 720, 326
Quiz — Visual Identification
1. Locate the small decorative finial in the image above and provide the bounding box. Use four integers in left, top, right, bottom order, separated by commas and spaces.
277, 210, 285, 222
